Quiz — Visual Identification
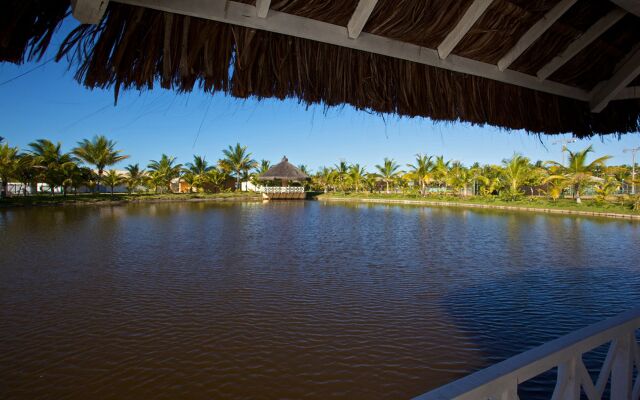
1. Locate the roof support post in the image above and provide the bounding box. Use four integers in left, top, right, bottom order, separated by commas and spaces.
256, 0, 271, 18
497, 0, 577, 71
537, 8, 626, 80
437, 0, 494, 59
590, 47, 640, 112
71, 0, 110, 24
347, 0, 378, 39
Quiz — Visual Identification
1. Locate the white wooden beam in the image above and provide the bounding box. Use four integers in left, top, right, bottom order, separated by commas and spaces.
614, 86, 640, 100
347, 0, 378, 39
497, 0, 577, 71
437, 0, 494, 59
255, 0, 270, 18
113, 0, 589, 101
71, 0, 110, 24
537, 8, 626, 80
590, 47, 640, 112
611, 0, 640, 17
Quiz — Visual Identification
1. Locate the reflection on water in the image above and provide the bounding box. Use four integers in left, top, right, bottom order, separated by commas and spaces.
1, 202, 639, 399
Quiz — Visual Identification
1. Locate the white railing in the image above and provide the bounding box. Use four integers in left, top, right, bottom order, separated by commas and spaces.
414, 308, 640, 400
262, 186, 305, 194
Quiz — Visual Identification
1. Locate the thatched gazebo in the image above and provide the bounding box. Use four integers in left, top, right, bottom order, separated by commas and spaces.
259, 156, 308, 199
1, 1, 639, 136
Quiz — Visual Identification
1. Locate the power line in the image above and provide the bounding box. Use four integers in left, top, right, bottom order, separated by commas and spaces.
193, 97, 213, 148
0, 56, 56, 87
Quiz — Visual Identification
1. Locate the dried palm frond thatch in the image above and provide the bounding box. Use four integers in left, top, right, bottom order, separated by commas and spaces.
1, 0, 639, 137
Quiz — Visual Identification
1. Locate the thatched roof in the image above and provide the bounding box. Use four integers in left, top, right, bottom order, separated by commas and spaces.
260, 157, 308, 181
2, 0, 640, 137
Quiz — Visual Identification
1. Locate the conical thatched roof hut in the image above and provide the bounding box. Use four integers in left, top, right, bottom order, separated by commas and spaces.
259, 157, 308, 181
2, 0, 640, 136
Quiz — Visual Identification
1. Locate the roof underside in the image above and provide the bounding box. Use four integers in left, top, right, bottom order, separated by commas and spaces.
2, 0, 640, 137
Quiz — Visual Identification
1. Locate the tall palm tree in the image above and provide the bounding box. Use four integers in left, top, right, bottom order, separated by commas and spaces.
501, 154, 531, 198
407, 154, 433, 195
0, 142, 19, 197
147, 154, 183, 193
219, 143, 257, 191
125, 163, 146, 193
73, 135, 128, 193
375, 158, 402, 193
348, 163, 366, 192
28, 139, 77, 194
547, 145, 611, 203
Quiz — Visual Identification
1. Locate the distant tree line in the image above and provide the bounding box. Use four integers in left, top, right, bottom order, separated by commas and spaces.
1, 136, 638, 210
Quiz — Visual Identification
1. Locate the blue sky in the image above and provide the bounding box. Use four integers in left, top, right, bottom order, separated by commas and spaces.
0, 22, 638, 173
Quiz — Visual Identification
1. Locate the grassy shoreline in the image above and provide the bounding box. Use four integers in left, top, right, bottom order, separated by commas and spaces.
316, 192, 640, 220
0, 192, 262, 208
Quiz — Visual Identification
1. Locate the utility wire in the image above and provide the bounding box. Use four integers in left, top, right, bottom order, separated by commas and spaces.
193, 97, 213, 148
0, 56, 56, 87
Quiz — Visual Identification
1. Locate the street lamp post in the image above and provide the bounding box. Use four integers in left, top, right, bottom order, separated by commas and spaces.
623, 147, 640, 195
552, 138, 577, 167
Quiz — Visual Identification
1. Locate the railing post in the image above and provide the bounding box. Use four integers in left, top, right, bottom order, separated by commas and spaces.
552, 356, 580, 400
495, 382, 519, 400
611, 333, 633, 400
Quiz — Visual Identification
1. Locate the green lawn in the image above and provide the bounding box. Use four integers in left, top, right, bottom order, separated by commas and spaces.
0, 191, 261, 207
317, 192, 640, 216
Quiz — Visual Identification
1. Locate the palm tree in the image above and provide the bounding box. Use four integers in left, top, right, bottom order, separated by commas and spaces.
205, 168, 227, 193
125, 163, 146, 193
102, 170, 125, 195
147, 154, 183, 193
407, 154, 433, 195
333, 161, 349, 192
501, 154, 530, 198
348, 163, 366, 192
255, 159, 271, 174
14, 153, 38, 196
219, 143, 257, 191
448, 163, 473, 196
73, 135, 128, 193
0, 142, 19, 197
543, 174, 569, 201
375, 158, 402, 193
594, 176, 620, 204
313, 166, 333, 193
28, 139, 77, 194
547, 145, 611, 203
184, 155, 213, 192
432, 156, 450, 192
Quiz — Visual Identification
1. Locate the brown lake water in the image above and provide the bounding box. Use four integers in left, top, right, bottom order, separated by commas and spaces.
1, 201, 639, 399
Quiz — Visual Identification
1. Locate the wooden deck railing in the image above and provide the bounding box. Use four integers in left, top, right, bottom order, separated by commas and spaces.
262, 187, 305, 194
414, 308, 640, 400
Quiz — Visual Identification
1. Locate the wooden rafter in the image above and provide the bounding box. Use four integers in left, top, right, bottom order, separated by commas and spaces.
347, 0, 378, 39
437, 0, 494, 59
590, 47, 640, 112
537, 8, 626, 80
255, 0, 270, 18
497, 0, 577, 71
